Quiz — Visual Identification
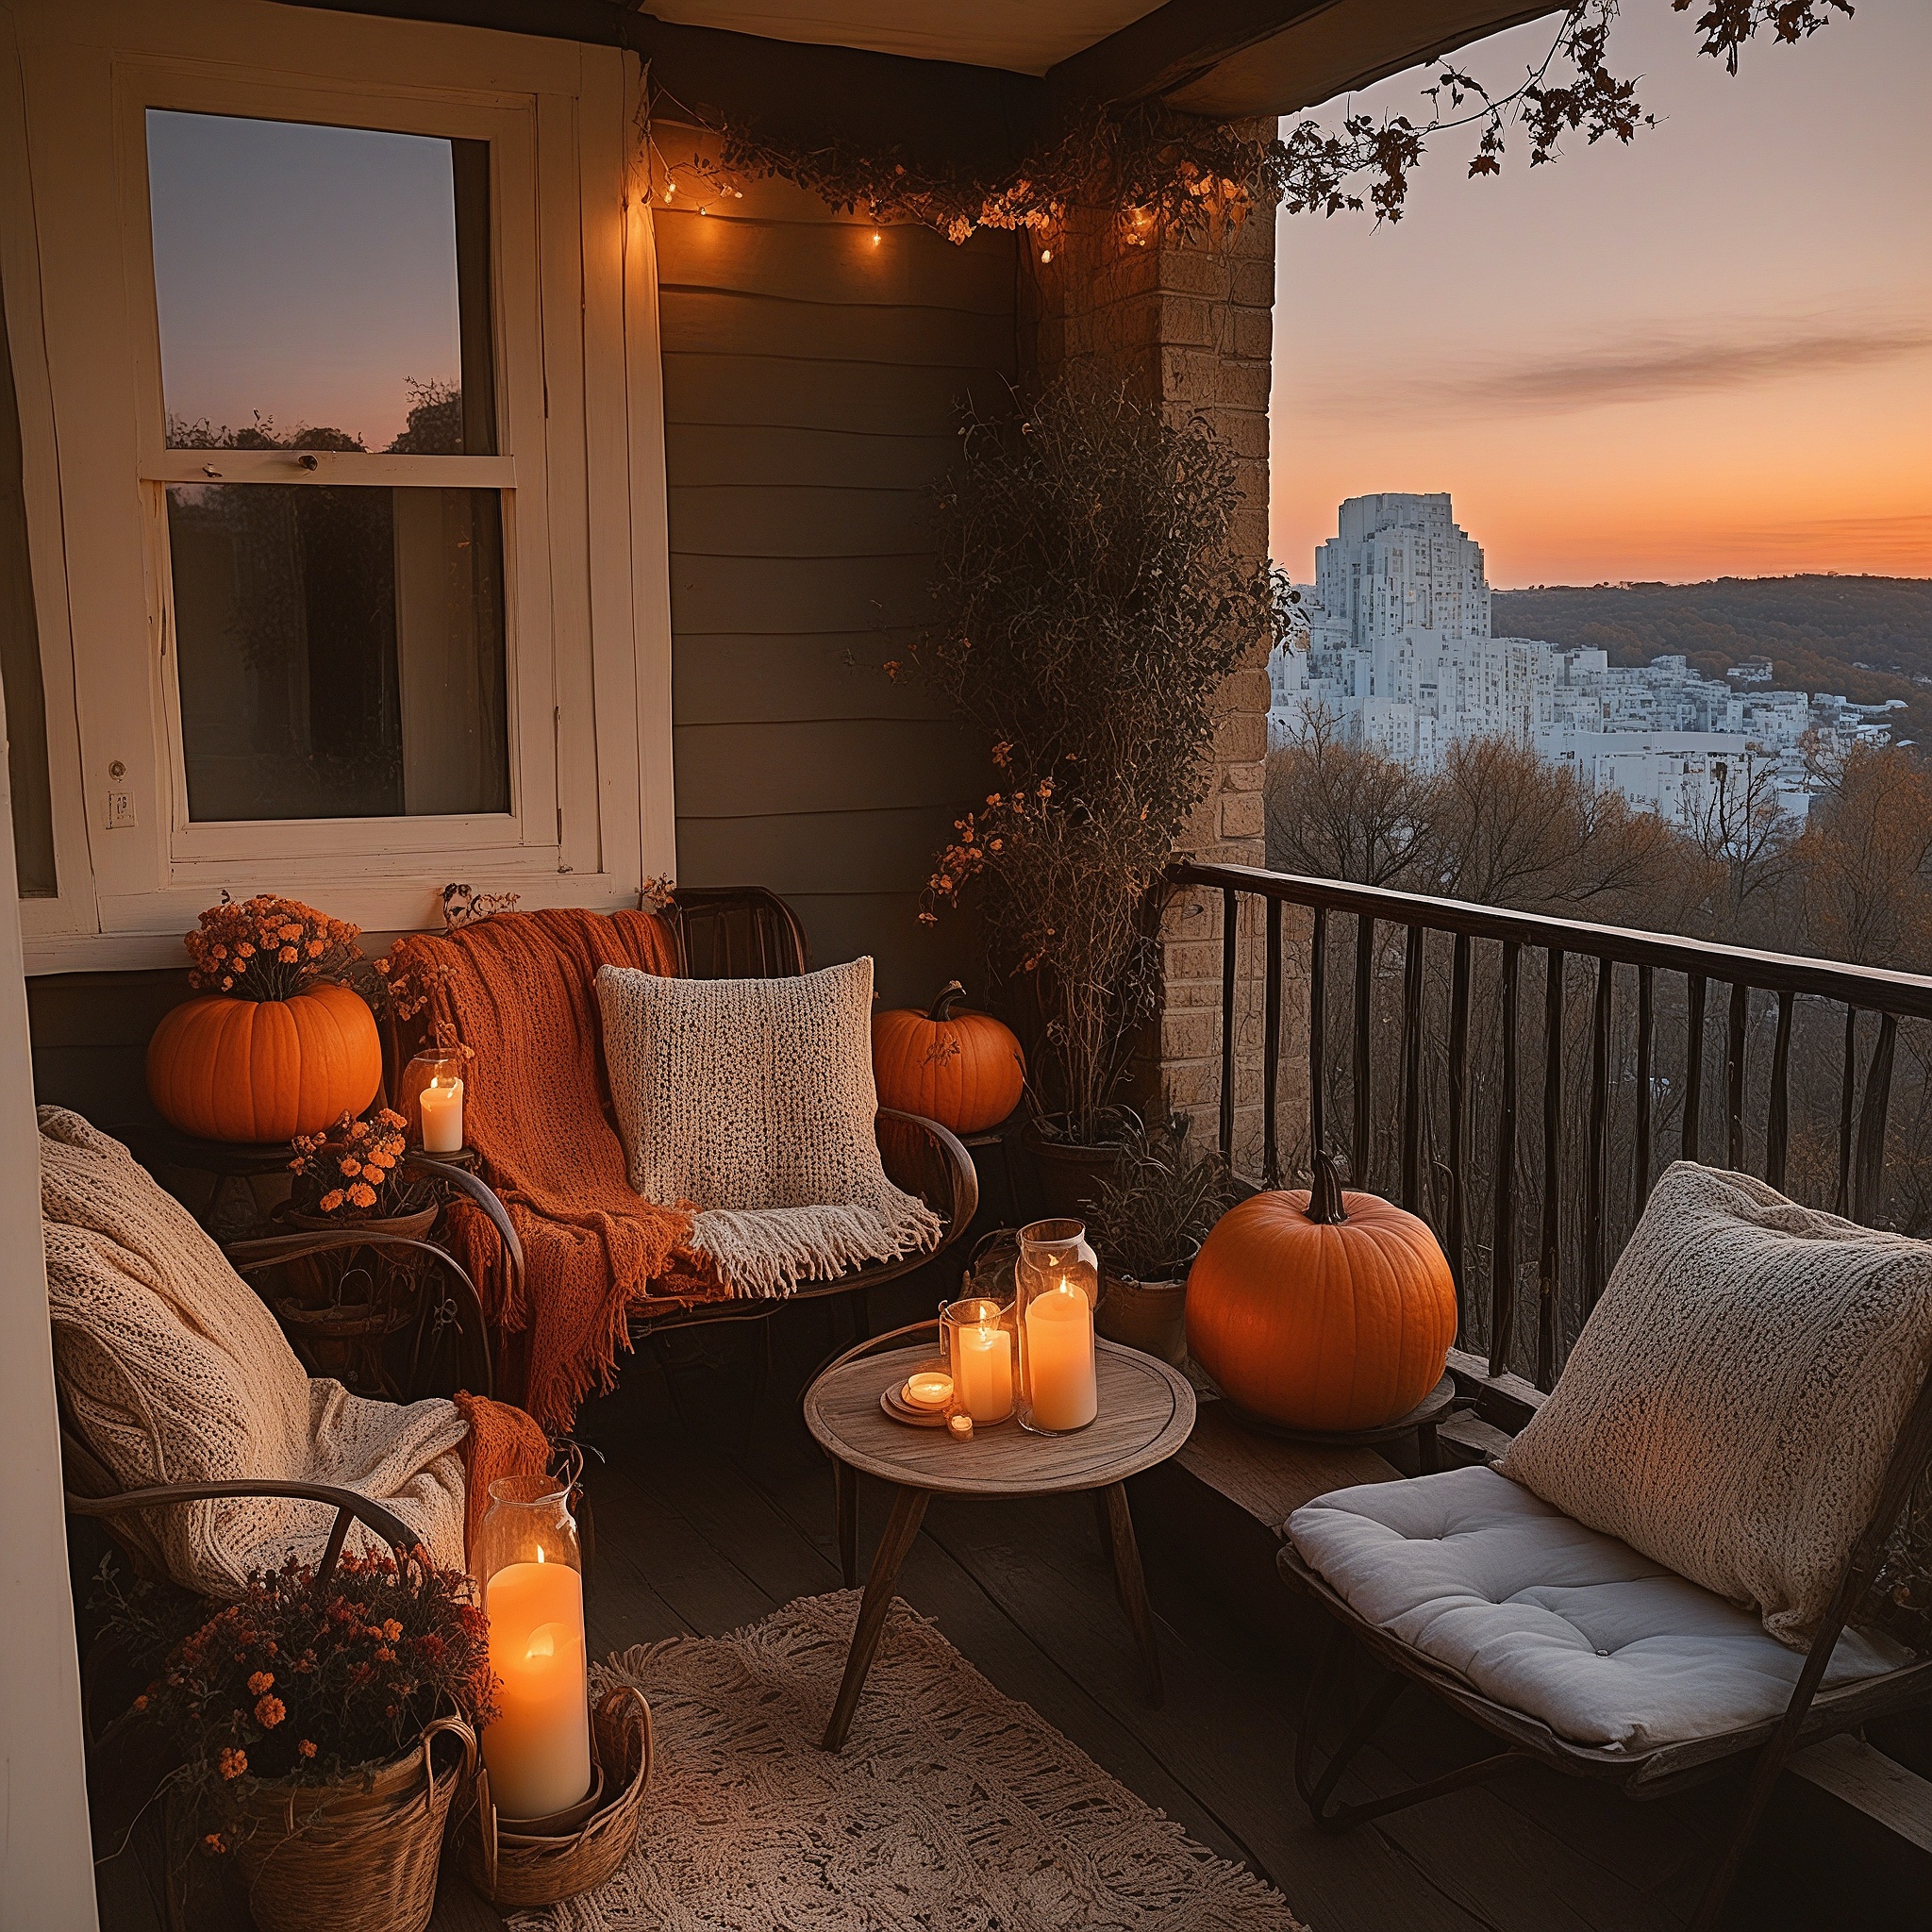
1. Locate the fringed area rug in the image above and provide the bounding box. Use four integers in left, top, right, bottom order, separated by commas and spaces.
512, 1591, 1308, 1932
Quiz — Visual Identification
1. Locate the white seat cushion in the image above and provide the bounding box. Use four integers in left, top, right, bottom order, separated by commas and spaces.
1288, 1466, 1906, 1751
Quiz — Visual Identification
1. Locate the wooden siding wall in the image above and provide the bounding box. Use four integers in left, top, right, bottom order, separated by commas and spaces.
656, 141, 1014, 1006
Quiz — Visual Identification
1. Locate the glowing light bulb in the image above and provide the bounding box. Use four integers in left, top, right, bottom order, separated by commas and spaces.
871, 229, 883, 245
1040, 246, 1053, 262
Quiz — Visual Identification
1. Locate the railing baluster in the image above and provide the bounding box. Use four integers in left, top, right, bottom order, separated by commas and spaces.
1726, 981, 1749, 1172
1491, 940, 1521, 1379
1766, 988, 1794, 1192
1353, 913, 1375, 1186
1262, 896, 1283, 1191
1854, 1012, 1897, 1225
1400, 924, 1424, 1211
1837, 1007, 1859, 1216
1682, 973, 1707, 1162
1308, 906, 1327, 1163
1446, 932, 1471, 1335
1585, 956, 1612, 1314
1537, 950, 1565, 1390
1219, 888, 1237, 1166
1635, 964, 1653, 1202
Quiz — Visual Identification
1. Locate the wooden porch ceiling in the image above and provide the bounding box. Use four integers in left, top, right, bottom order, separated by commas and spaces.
279, 1, 1563, 121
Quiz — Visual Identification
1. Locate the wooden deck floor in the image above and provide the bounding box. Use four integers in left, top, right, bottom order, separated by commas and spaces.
94, 1289, 1873, 1931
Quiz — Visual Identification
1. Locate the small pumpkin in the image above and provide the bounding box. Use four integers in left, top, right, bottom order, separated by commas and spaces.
146, 980, 382, 1143
871, 980, 1024, 1134
1185, 1154, 1456, 1432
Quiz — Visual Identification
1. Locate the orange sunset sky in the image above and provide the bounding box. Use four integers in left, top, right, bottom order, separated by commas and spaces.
1270, 1, 1931, 588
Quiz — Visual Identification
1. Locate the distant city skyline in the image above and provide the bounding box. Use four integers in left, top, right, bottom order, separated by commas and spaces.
1270, 4, 1930, 587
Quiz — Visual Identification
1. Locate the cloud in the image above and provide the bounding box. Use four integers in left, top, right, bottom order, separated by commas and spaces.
1290, 320, 1932, 423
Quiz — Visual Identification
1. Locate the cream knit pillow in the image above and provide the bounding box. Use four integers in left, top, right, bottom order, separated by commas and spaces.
1500, 1161, 1932, 1649
595, 956, 941, 1296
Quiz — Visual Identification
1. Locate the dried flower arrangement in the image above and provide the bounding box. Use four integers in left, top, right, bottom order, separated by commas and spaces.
97, 1548, 493, 1857
287, 1108, 427, 1222
911, 380, 1295, 1142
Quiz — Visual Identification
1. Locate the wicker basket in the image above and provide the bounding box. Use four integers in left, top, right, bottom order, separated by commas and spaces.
230, 1714, 475, 1932
461, 1686, 654, 1909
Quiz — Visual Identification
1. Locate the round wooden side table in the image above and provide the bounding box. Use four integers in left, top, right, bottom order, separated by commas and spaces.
803, 1325, 1196, 1751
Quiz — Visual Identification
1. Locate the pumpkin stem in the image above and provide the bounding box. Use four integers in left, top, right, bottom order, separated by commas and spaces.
1306, 1149, 1349, 1224
926, 980, 967, 1022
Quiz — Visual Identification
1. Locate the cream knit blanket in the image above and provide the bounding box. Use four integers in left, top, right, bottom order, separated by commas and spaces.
42, 1108, 466, 1597
595, 958, 943, 1298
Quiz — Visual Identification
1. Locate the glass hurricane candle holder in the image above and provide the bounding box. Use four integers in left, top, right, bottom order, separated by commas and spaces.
1015, 1218, 1099, 1436
940, 1294, 1016, 1425
401, 1046, 467, 1154
474, 1474, 592, 1824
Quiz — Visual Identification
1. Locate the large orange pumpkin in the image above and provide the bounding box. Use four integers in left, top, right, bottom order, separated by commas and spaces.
1186, 1156, 1456, 1432
871, 980, 1024, 1134
146, 981, 382, 1143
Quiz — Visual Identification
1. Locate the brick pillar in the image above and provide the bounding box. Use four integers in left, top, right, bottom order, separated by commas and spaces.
1023, 155, 1294, 1174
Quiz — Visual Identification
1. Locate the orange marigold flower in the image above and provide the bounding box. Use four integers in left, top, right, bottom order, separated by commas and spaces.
218, 1747, 248, 1779
297, 1739, 317, 1759
348, 1183, 378, 1209
339, 1158, 362, 1177
255, 1694, 286, 1728
247, 1671, 275, 1695
308, 940, 325, 957
201, 1833, 225, 1856
131, 1693, 149, 1712
381, 1619, 403, 1642
319, 1190, 345, 1212
278, 945, 299, 963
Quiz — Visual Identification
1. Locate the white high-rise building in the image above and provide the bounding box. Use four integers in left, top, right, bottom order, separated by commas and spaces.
1269, 493, 1884, 827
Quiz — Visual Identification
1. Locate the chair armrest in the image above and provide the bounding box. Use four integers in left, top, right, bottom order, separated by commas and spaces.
405, 1155, 525, 1280
66, 1479, 417, 1584
876, 1108, 978, 1256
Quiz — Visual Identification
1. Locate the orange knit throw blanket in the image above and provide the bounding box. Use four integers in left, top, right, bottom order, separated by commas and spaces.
396, 908, 724, 1428
455, 1390, 552, 1566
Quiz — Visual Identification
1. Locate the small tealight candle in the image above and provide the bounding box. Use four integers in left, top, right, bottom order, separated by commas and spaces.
946, 1411, 974, 1440
904, 1371, 954, 1411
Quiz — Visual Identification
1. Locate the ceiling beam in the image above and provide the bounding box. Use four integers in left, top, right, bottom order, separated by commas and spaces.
1050, 0, 1561, 118
274, 2, 1044, 170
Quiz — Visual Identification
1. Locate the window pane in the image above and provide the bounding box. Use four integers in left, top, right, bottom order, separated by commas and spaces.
167, 484, 508, 822
146, 111, 494, 455
0, 264, 55, 896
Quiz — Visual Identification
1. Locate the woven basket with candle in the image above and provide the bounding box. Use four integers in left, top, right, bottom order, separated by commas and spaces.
460, 1686, 654, 1908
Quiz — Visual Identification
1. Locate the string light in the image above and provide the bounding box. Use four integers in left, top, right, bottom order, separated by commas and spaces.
1039, 246, 1053, 262
871, 229, 883, 245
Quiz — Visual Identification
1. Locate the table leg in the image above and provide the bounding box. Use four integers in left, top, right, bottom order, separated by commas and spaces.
1418, 1420, 1441, 1474
835, 1458, 858, 1588
1102, 1481, 1163, 1708
823, 1483, 929, 1751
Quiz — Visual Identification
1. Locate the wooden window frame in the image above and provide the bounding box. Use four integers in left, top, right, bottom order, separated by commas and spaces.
2, 0, 676, 968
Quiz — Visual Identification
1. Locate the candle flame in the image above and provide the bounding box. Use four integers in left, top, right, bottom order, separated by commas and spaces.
534, 1545, 545, 1563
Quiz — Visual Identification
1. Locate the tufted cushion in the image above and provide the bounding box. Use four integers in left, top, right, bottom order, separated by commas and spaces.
1499, 1161, 1932, 1649
1288, 1466, 1905, 1751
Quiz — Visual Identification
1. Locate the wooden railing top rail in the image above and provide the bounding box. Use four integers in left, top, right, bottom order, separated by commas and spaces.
1171, 861, 1932, 1019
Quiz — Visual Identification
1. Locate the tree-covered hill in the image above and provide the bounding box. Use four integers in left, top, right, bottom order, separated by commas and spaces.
1491, 576, 1932, 744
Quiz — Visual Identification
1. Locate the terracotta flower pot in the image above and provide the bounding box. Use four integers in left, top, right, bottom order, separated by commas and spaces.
1021, 1119, 1124, 1220
1096, 1274, 1190, 1366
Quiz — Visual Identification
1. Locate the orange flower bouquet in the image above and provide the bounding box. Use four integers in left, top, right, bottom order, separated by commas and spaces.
98, 1548, 493, 1873
288, 1108, 429, 1222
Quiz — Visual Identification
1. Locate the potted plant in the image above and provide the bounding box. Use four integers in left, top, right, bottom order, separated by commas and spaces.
911, 378, 1288, 1209
99, 1547, 492, 1932
277, 1109, 440, 1383
1084, 1112, 1237, 1365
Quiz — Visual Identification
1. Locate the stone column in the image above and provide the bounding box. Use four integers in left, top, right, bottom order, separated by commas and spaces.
1022, 155, 1292, 1174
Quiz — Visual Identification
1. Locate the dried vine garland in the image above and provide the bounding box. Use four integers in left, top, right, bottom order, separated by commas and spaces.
648, 0, 1850, 243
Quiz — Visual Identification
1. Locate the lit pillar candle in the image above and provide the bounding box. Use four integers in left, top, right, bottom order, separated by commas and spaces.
419, 1078, 464, 1154
1024, 1282, 1097, 1431
956, 1321, 1013, 1423
481, 1553, 591, 1820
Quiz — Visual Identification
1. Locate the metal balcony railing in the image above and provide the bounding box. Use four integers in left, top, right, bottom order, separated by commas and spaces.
1170, 860, 1932, 1391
